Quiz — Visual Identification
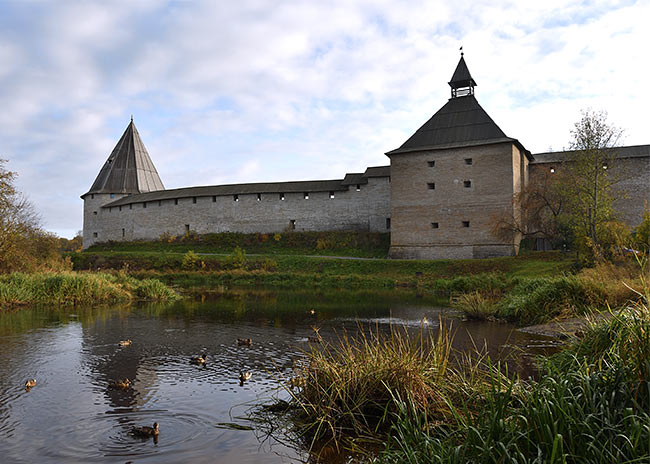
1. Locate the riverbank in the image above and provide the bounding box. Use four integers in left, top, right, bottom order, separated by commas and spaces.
0, 271, 178, 307
276, 297, 650, 462
72, 247, 645, 326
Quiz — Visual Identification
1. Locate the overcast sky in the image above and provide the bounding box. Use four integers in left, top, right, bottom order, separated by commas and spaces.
1, 0, 648, 238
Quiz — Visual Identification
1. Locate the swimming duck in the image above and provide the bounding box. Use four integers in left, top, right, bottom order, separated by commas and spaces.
239, 371, 252, 384
310, 309, 315, 315
289, 376, 305, 389
131, 422, 159, 438
24, 379, 36, 388
237, 338, 252, 347
190, 353, 207, 365
119, 340, 132, 347
108, 378, 131, 390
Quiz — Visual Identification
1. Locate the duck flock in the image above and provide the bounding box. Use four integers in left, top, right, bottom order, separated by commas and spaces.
23, 325, 322, 442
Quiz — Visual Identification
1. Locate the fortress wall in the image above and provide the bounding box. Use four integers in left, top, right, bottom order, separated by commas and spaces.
388, 142, 519, 260
528, 155, 650, 229
86, 177, 391, 246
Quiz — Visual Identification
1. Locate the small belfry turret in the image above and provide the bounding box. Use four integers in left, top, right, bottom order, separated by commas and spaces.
448, 51, 476, 98
81, 118, 164, 248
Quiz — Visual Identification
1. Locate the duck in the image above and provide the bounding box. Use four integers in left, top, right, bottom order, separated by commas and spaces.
307, 335, 322, 343
190, 353, 207, 365
239, 371, 252, 384
108, 378, 131, 390
289, 376, 305, 389
24, 379, 36, 388
119, 340, 132, 347
131, 422, 159, 438
310, 309, 315, 315
237, 338, 252, 347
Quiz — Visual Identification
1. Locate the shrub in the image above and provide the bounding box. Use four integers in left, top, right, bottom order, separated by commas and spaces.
181, 250, 203, 270
224, 246, 246, 269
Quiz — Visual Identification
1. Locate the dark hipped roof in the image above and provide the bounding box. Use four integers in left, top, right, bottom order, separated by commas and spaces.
386, 95, 526, 156
82, 120, 164, 198
531, 144, 650, 164
103, 165, 392, 208
449, 55, 476, 89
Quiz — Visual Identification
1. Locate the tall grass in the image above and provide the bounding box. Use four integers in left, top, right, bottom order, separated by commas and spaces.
0, 271, 178, 306
286, 323, 501, 449
378, 278, 650, 463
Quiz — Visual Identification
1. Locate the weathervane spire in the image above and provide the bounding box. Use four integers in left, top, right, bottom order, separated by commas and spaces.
460, 45, 463, 56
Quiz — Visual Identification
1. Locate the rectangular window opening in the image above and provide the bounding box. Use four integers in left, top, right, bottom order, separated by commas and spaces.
386, 218, 391, 230
329, 191, 335, 199
129, 204, 132, 210
462, 221, 470, 228
192, 197, 197, 204
427, 161, 435, 167
212, 196, 217, 202
290, 219, 296, 230
304, 192, 309, 200
464, 180, 472, 188
91, 194, 95, 199
93, 211, 97, 215
143, 202, 146, 208
431, 222, 439, 229
427, 182, 435, 190
185, 224, 190, 233
280, 193, 285, 201
464, 158, 473, 165
174, 199, 178, 205
93, 232, 98, 238
119, 206, 122, 212
158, 200, 162, 206
356, 184, 361, 191
257, 193, 261, 201
122, 228, 125, 238
233, 194, 239, 202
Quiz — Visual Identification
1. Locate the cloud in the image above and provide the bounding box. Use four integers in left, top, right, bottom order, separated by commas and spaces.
0, 0, 648, 237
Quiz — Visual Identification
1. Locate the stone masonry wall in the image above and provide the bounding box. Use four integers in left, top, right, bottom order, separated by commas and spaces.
528, 155, 650, 229
388, 142, 520, 259
83, 177, 391, 247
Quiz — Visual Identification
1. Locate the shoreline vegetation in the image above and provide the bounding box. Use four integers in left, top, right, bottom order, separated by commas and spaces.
272, 296, 650, 463
0, 271, 178, 307
71, 231, 645, 327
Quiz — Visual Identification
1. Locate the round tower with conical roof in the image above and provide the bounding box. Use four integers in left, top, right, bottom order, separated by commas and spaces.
81, 119, 164, 248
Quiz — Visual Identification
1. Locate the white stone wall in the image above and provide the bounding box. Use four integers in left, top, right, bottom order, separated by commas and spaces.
83, 177, 391, 247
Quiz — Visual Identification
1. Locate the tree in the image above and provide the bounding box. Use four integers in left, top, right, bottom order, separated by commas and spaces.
560, 109, 623, 256
0, 159, 62, 272
490, 168, 567, 247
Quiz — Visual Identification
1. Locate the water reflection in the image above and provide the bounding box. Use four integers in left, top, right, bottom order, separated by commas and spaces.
0, 290, 556, 463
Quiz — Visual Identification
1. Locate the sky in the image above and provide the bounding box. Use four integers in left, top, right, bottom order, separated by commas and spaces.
1, 0, 648, 238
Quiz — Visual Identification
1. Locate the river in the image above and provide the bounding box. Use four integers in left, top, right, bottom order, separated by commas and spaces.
0, 289, 557, 463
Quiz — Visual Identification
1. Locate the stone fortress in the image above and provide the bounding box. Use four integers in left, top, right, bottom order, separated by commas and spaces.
82, 55, 650, 259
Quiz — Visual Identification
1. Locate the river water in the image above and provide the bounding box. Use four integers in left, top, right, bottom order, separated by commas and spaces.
0, 290, 556, 463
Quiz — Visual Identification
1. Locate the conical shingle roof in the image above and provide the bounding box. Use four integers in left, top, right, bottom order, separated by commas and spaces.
83, 120, 164, 197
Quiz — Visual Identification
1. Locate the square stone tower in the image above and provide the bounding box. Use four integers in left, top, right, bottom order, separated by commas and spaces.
386, 54, 531, 259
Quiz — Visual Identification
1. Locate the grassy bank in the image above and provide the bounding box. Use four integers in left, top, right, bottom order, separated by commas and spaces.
87, 231, 391, 258
376, 300, 650, 463
452, 260, 643, 325
272, 289, 650, 462
0, 271, 178, 307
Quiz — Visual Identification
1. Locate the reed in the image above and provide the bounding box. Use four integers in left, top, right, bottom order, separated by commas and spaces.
0, 271, 178, 307
287, 323, 501, 450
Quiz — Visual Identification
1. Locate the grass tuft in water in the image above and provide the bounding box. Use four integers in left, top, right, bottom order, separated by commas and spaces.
287, 323, 501, 450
